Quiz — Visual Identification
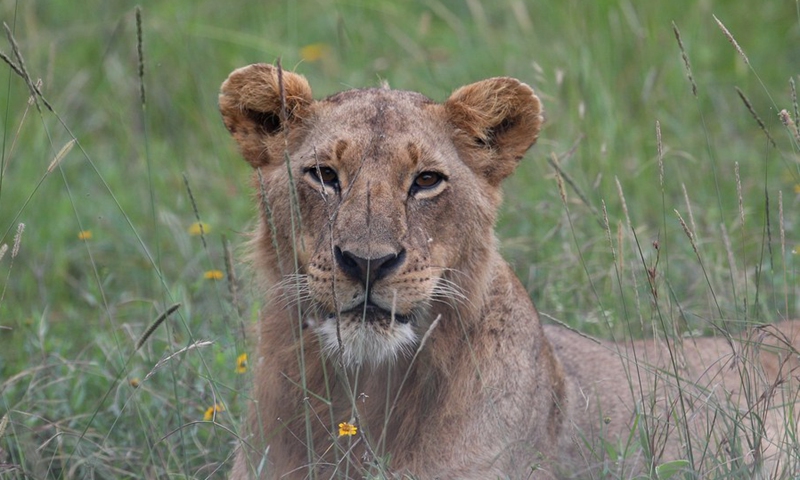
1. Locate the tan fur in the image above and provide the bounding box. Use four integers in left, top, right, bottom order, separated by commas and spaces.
219, 64, 800, 479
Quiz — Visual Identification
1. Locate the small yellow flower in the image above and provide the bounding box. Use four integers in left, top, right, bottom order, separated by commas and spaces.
204, 270, 224, 280
338, 422, 357, 437
235, 353, 248, 374
78, 230, 92, 240
203, 403, 225, 421
300, 43, 331, 62
188, 222, 210, 236
794, 184, 800, 194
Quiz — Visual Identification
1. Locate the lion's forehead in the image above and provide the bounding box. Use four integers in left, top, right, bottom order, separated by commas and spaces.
312, 89, 442, 138
301, 91, 456, 177
305, 136, 429, 174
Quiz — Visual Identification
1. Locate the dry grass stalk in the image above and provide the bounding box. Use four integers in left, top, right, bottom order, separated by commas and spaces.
136, 303, 182, 351
735, 87, 776, 148
617, 220, 624, 278
0, 244, 7, 263
735, 162, 745, 229
2, 88, 33, 175
142, 340, 213, 382
672, 22, 697, 97
791, 77, 799, 130
601, 200, 617, 264
779, 191, 788, 315
765, 189, 774, 269
720, 222, 737, 281
681, 183, 698, 240
0, 413, 7, 440
675, 210, 699, 258
614, 176, 632, 235
713, 15, 749, 66
12, 223, 24, 258
779, 109, 800, 143
46, 139, 76, 174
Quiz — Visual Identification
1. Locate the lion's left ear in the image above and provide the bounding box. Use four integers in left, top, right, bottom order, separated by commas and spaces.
444, 77, 543, 185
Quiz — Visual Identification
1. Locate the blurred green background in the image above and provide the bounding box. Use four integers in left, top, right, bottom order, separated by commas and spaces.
0, 0, 798, 477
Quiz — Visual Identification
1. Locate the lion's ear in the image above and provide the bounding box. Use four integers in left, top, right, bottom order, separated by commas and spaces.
219, 63, 313, 168
444, 77, 543, 185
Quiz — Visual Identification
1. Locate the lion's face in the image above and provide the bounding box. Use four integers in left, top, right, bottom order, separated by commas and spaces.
220, 65, 542, 368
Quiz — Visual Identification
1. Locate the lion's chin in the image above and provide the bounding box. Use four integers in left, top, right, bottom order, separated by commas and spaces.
314, 310, 418, 368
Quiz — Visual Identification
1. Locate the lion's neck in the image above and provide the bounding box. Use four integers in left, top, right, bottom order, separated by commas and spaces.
253, 243, 551, 472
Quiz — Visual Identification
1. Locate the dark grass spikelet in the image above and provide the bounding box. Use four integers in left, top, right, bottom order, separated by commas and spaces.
0, 50, 23, 78
3, 22, 52, 112
135, 6, 146, 107
547, 152, 603, 227
222, 234, 242, 316
765, 189, 774, 270
735, 87, 776, 148
656, 121, 664, 188
792, 77, 799, 130
182, 173, 207, 249
136, 303, 181, 351
672, 22, 697, 97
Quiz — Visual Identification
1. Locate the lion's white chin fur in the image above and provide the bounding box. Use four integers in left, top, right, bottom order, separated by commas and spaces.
315, 314, 418, 368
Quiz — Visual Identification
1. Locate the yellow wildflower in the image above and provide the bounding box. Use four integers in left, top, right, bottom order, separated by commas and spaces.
78, 230, 92, 240
235, 353, 248, 374
188, 222, 210, 236
795, 184, 800, 194
203, 403, 225, 421
204, 270, 224, 280
300, 43, 331, 62
338, 422, 357, 437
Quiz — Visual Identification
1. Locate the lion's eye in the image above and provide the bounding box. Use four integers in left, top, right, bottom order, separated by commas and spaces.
413, 171, 443, 190
308, 166, 339, 188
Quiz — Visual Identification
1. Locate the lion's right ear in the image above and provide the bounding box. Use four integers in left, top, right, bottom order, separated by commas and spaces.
219, 63, 313, 168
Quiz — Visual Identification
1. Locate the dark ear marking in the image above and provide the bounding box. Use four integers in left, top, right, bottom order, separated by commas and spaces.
246, 109, 282, 135
475, 117, 516, 148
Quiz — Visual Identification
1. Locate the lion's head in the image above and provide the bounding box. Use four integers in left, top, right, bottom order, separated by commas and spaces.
220, 64, 542, 368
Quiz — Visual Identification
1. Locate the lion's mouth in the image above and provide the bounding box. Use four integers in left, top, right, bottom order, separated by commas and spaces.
330, 302, 411, 325
316, 301, 419, 367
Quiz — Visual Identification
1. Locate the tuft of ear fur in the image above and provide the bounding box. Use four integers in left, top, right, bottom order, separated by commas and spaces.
445, 77, 543, 185
219, 63, 313, 168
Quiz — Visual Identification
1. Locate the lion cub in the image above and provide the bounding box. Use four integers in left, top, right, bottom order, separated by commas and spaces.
219, 63, 800, 479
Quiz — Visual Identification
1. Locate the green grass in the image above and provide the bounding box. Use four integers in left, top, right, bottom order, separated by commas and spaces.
0, 0, 798, 478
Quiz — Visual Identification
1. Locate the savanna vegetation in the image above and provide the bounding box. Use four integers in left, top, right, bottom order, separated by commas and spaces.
1, 0, 799, 478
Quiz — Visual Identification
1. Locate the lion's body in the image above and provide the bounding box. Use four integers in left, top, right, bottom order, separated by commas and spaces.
219, 64, 800, 479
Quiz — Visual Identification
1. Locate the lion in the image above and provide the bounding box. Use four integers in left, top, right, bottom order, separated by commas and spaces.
219, 63, 800, 479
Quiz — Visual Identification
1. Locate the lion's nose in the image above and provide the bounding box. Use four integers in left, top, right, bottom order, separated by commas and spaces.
334, 247, 406, 287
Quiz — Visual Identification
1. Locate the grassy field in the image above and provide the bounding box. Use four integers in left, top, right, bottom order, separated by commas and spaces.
1, 0, 799, 478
